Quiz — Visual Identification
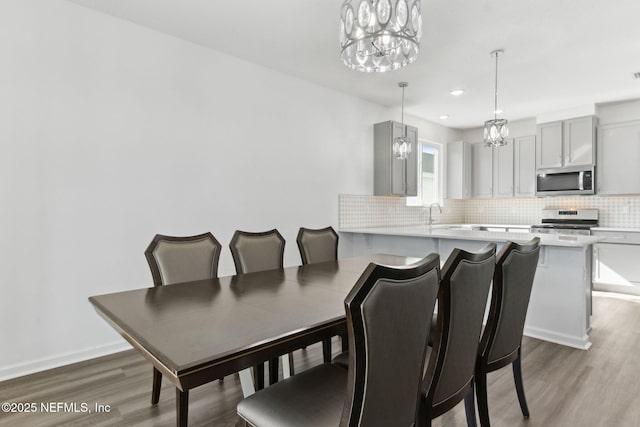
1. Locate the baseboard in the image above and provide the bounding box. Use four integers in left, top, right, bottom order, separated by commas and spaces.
0, 341, 132, 382
593, 282, 640, 296
524, 325, 591, 350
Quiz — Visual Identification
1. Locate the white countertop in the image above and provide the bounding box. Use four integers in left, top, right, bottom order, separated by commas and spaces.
339, 225, 603, 247
592, 227, 640, 233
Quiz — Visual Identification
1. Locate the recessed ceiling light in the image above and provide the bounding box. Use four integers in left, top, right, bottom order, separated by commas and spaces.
440, 115, 449, 120
494, 109, 504, 114
449, 89, 465, 96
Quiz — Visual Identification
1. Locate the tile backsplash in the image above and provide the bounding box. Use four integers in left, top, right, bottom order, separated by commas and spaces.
339, 194, 465, 228
339, 194, 640, 229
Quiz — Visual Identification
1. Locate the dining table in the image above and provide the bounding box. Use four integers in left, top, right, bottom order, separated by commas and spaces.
88, 254, 420, 426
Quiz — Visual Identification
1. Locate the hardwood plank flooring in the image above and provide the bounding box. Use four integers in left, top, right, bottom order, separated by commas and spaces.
1, 292, 640, 426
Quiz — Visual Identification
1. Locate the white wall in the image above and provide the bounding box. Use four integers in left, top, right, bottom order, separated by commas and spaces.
0, 0, 398, 379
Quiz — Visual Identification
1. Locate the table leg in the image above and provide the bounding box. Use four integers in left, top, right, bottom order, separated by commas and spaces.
176, 388, 189, 427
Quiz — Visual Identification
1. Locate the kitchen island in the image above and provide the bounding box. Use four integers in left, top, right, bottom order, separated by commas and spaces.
339, 225, 603, 350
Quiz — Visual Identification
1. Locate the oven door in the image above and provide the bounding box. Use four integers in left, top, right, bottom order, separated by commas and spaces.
536, 167, 595, 196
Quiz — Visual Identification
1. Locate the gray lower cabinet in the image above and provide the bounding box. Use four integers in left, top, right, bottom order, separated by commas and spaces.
374, 120, 418, 196
592, 230, 640, 296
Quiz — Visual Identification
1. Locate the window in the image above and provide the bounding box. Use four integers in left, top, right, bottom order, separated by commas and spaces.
407, 140, 443, 206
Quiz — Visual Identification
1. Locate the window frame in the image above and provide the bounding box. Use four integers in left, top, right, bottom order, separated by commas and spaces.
406, 139, 444, 207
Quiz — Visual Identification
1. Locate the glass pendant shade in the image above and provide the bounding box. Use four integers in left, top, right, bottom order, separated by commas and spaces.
339, 0, 422, 72
484, 50, 509, 147
484, 118, 509, 147
393, 136, 412, 159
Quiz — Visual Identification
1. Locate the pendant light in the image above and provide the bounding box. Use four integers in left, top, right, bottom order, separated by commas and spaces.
483, 49, 509, 147
339, 0, 422, 73
393, 82, 411, 160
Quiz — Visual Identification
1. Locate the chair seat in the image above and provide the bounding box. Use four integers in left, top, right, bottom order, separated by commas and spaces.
331, 351, 349, 368
237, 364, 347, 427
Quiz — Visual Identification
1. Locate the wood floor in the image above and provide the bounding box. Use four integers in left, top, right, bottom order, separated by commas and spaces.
2, 291, 640, 427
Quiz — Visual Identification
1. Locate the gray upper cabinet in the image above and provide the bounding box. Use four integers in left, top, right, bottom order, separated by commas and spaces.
597, 120, 640, 195
374, 121, 418, 196
472, 143, 493, 198
536, 121, 563, 169
446, 141, 472, 199
513, 135, 537, 197
493, 141, 514, 198
536, 116, 597, 169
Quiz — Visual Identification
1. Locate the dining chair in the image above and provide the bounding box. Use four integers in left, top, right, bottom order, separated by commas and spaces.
144, 232, 222, 405
229, 229, 289, 390
475, 238, 540, 427
296, 226, 344, 360
417, 243, 496, 427
229, 229, 285, 274
236, 253, 441, 427
296, 226, 339, 265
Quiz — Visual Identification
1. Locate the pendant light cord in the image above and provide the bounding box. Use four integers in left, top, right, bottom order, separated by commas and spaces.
494, 51, 499, 121
401, 85, 405, 126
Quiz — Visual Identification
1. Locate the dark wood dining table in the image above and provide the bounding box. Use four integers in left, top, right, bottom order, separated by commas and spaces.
88, 254, 419, 426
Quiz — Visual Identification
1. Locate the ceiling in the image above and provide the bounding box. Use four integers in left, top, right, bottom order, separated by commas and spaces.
69, 0, 640, 129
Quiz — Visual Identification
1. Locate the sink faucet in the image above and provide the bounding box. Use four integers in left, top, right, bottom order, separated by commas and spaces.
427, 203, 443, 225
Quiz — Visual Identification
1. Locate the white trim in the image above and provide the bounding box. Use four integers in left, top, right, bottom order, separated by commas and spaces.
406, 139, 444, 207
523, 325, 591, 350
0, 341, 131, 382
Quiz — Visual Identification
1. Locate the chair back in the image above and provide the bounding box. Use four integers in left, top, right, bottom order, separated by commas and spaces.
423, 243, 496, 417
341, 254, 441, 427
229, 229, 285, 274
481, 238, 540, 366
297, 226, 339, 265
145, 232, 222, 286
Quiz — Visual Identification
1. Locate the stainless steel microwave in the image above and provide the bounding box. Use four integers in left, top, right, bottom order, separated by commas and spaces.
536, 166, 595, 196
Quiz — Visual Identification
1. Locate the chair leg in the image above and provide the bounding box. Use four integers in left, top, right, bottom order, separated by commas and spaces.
151, 367, 162, 404
341, 334, 348, 352
268, 358, 278, 385
512, 348, 530, 418
464, 383, 477, 427
253, 364, 265, 390
476, 370, 490, 427
322, 338, 332, 363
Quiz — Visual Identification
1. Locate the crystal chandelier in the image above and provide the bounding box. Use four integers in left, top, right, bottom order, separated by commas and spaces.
484, 49, 509, 147
393, 82, 411, 160
339, 0, 422, 73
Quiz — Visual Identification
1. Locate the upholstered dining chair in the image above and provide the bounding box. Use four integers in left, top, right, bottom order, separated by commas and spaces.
236, 253, 441, 427
229, 229, 288, 389
296, 226, 343, 359
144, 232, 222, 405
417, 243, 496, 427
475, 238, 540, 427
229, 229, 285, 275
296, 226, 339, 265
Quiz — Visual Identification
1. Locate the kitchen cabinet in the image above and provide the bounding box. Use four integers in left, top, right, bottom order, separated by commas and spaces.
374, 121, 418, 196
446, 141, 472, 199
472, 143, 493, 198
492, 140, 514, 198
514, 135, 536, 197
592, 230, 640, 296
536, 116, 597, 169
597, 120, 640, 195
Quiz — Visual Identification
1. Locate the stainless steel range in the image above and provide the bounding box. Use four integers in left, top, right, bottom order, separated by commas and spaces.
530, 209, 599, 236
